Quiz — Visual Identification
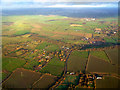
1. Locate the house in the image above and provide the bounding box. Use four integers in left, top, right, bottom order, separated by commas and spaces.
61, 59, 63, 61
70, 72, 75, 75
96, 75, 103, 80
38, 64, 42, 67
96, 77, 103, 80
45, 56, 50, 59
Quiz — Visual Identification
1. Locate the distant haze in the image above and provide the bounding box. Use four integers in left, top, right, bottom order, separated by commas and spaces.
2, 7, 118, 18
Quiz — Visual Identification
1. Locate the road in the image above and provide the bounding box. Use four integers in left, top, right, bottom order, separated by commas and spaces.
50, 49, 72, 89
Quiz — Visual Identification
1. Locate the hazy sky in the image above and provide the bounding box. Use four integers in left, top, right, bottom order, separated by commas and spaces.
1, 0, 119, 9
1, 0, 119, 2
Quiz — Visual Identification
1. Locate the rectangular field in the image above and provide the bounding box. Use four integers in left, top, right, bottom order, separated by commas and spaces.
67, 51, 88, 72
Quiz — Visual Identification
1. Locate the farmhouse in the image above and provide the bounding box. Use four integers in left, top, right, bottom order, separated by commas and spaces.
96, 77, 103, 80
70, 72, 75, 75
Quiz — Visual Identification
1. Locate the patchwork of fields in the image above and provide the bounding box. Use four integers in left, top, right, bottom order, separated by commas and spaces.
1, 15, 119, 89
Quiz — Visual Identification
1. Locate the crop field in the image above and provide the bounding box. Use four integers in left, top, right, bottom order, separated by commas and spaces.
104, 37, 117, 44
87, 55, 118, 74
96, 76, 120, 88
2, 36, 32, 45
32, 74, 57, 88
40, 57, 64, 76
105, 48, 119, 65
35, 42, 51, 50
90, 51, 110, 63
23, 59, 39, 70
45, 44, 60, 52
2, 57, 26, 80
2, 68, 42, 88
67, 51, 88, 72
2, 57, 25, 72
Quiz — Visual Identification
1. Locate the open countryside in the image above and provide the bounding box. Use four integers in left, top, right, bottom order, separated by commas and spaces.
1, 2, 120, 89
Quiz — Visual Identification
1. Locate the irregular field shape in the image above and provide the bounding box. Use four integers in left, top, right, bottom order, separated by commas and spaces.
2, 68, 42, 88
105, 48, 119, 65
87, 55, 118, 74
33, 74, 57, 88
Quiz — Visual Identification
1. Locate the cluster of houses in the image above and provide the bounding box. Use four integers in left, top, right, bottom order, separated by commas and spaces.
83, 18, 96, 21
75, 73, 103, 88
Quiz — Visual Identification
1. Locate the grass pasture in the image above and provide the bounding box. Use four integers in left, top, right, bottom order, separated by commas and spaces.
35, 42, 51, 50
2, 57, 26, 72
90, 51, 110, 63
40, 57, 64, 76
2, 68, 42, 88
23, 59, 39, 70
62, 75, 79, 85
45, 44, 60, 52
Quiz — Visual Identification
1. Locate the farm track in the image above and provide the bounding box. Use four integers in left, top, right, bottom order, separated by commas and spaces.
85, 51, 90, 71
50, 50, 72, 89
90, 55, 111, 64
103, 50, 112, 63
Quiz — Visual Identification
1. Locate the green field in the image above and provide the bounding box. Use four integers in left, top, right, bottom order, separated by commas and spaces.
67, 51, 88, 72
2, 57, 26, 72
45, 44, 60, 52
40, 57, 64, 76
2, 57, 26, 80
35, 42, 51, 50
62, 75, 79, 85
90, 51, 110, 63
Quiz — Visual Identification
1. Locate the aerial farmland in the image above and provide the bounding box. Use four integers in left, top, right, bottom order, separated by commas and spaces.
1, 1, 119, 89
